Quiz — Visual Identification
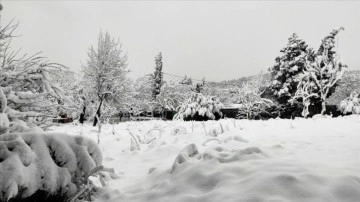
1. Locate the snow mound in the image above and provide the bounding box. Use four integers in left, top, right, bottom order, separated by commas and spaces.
171, 144, 265, 173
97, 143, 360, 202
0, 132, 102, 201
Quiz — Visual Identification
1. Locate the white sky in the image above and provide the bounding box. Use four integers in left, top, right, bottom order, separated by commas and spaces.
3, 1, 360, 82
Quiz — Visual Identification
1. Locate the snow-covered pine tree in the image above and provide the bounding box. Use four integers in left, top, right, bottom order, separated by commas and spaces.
290, 27, 346, 116
269, 33, 314, 104
0, 20, 72, 129
152, 52, 163, 100
81, 31, 128, 126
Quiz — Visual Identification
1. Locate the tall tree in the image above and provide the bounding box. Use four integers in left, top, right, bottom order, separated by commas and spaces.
290, 27, 346, 116
269, 33, 314, 104
82, 31, 128, 126
152, 52, 163, 100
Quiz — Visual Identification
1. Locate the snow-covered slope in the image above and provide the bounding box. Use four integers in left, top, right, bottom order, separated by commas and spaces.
50, 116, 360, 202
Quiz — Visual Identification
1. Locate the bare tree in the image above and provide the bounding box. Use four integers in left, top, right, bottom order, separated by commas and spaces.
235, 73, 273, 119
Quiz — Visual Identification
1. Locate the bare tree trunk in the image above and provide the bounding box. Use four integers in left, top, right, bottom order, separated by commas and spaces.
302, 102, 310, 118
79, 105, 86, 124
93, 98, 104, 127
321, 99, 326, 115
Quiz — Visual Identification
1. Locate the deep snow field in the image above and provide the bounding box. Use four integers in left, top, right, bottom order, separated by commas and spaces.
50, 116, 360, 202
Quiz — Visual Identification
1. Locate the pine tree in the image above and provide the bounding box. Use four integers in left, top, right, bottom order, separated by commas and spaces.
82, 31, 128, 126
269, 33, 314, 104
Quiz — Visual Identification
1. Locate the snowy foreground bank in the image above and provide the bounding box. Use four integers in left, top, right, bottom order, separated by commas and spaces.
50, 116, 360, 202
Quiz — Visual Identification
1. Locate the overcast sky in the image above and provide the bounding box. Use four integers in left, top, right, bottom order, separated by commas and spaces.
3, 1, 360, 82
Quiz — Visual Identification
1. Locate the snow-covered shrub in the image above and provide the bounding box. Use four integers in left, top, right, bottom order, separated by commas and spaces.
152, 84, 186, 116
338, 91, 360, 115
234, 73, 275, 119
1, 93, 107, 201
173, 93, 223, 121
0, 132, 102, 201
0, 21, 73, 129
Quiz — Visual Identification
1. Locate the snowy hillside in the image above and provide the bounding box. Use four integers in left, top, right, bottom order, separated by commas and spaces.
50, 116, 360, 202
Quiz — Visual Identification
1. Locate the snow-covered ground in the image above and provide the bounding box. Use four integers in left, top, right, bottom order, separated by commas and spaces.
50, 116, 360, 202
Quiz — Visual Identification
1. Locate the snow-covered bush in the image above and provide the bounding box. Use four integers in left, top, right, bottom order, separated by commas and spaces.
0, 16, 105, 201
0, 85, 104, 201
338, 91, 360, 115
152, 84, 186, 116
234, 73, 275, 119
173, 93, 223, 121
0, 21, 73, 129
0, 132, 102, 201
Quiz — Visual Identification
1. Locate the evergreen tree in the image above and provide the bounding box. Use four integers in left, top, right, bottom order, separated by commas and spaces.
152, 52, 163, 100
269, 33, 314, 104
